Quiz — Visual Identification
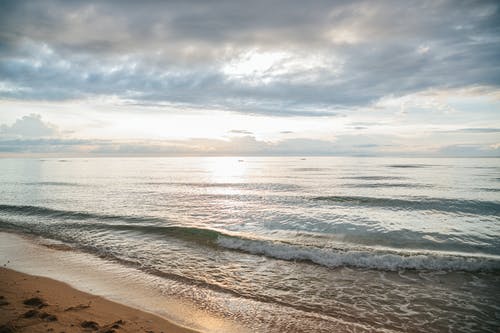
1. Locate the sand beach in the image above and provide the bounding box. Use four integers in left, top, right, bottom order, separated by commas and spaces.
0, 267, 197, 333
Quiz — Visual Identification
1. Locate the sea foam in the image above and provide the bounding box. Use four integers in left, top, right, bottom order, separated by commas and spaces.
217, 236, 500, 272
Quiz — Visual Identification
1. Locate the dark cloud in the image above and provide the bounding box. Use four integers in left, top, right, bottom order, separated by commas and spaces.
0, 0, 499, 116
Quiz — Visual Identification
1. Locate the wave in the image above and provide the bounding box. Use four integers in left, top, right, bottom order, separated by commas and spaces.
342, 176, 407, 180
217, 236, 500, 272
23, 181, 84, 186
478, 188, 500, 192
2, 215, 499, 272
93, 223, 222, 244
386, 164, 433, 168
0, 205, 223, 244
143, 182, 302, 191
291, 168, 330, 172
2, 203, 500, 272
312, 196, 500, 215
343, 183, 432, 188
4, 203, 496, 255
0, 204, 163, 224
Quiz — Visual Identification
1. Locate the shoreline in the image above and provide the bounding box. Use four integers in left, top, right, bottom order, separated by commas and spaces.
0, 267, 198, 333
0, 231, 245, 333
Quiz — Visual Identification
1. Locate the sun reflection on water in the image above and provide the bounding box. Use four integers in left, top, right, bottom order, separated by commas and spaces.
202, 157, 248, 184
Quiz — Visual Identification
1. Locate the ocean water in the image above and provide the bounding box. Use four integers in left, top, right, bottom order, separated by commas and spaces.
0, 156, 499, 332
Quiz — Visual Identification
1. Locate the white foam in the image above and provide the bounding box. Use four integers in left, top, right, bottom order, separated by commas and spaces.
217, 236, 500, 271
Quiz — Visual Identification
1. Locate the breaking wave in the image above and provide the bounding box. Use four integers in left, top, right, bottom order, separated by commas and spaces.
217, 237, 500, 272
1, 203, 499, 272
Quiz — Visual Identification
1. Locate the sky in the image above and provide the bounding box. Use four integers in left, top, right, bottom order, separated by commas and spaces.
0, 0, 499, 156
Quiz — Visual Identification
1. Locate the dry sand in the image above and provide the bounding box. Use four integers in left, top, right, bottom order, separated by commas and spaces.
0, 267, 198, 333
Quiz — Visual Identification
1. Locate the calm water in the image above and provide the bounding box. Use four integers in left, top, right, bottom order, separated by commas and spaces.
0, 157, 499, 332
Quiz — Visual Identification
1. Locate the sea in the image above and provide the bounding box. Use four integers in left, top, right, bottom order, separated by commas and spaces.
0, 156, 499, 332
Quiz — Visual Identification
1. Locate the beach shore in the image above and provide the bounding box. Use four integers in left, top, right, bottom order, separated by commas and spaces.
0, 267, 197, 333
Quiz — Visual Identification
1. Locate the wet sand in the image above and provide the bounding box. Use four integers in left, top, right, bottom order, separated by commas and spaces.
0, 267, 198, 333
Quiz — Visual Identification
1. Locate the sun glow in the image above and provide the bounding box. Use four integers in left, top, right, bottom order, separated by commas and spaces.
203, 157, 248, 183
222, 50, 290, 78
222, 49, 339, 84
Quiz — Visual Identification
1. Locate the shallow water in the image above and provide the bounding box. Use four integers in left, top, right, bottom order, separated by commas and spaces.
0, 156, 499, 332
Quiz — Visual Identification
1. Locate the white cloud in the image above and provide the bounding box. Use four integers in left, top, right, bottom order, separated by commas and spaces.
0, 114, 59, 138
221, 49, 341, 85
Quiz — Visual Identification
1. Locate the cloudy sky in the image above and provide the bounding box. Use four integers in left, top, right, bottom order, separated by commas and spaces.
0, 0, 499, 156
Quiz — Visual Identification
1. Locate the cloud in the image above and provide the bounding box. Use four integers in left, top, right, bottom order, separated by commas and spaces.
459, 128, 500, 133
0, 114, 59, 138
0, 138, 97, 153
0, 0, 498, 116
354, 144, 378, 148
437, 144, 500, 157
228, 129, 254, 135
1, 131, 498, 157
349, 122, 380, 127
436, 127, 500, 134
